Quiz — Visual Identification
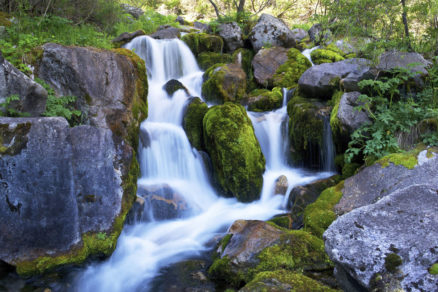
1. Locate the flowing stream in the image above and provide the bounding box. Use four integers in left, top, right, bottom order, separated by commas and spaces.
73, 36, 332, 291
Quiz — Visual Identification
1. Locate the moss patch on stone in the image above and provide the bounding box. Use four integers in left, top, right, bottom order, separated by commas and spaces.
377, 147, 424, 170
0, 122, 31, 156
0, 11, 12, 27
273, 48, 312, 89
303, 181, 344, 238
203, 102, 265, 202
232, 48, 254, 81
330, 90, 350, 155
384, 253, 402, 273
221, 234, 233, 253
268, 215, 292, 230
197, 52, 232, 71
181, 33, 223, 57
183, 97, 208, 151
247, 87, 283, 112
208, 256, 245, 288
429, 263, 438, 275
311, 43, 346, 65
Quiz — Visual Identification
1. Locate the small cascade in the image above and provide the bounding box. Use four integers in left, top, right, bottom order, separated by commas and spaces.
321, 116, 336, 172
301, 46, 319, 66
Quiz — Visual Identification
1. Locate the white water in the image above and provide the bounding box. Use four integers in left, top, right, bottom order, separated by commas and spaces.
302, 46, 319, 66
73, 36, 330, 291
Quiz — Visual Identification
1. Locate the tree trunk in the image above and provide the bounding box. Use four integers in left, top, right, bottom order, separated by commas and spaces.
207, 0, 221, 19
401, 0, 412, 50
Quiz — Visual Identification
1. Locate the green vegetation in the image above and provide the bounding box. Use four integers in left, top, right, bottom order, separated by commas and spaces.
0, 95, 30, 117
247, 87, 283, 112
181, 33, 223, 57
273, 48, 312, 89
384, 253, 402, 273
183, 97, 208, 151
429, 263, 438, 275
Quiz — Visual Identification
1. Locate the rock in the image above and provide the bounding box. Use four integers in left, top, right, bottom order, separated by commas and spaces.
310, 46, 345, 65
193, 21, 211, 33
37, 44, 148, 146
120, 3, 144, 19
252, 47, 288, 87
0, 52, 47, 116
249, 14, 297, 52
324, 184, 438, 291
334, 40, 356, 55
274, 175, 288, 195
335, 148, 438, 215
183, 97, 208, 151
291, 28, 308, 42
0, 117, 138, 276
232, 48, 254, 82
298, 58, 374, 99
202, 63, 246, 104
126, 196, 145, 224
288, 175, 339, 229
203, 103, 265, 202
377, 51, 431, 75
272, 48, 312, 89
137, 184, 189, 220
112, 30, 145, 47
218, 22, 243, 52
150, 25, 180, 39
175, 16, 185, 25
181, 33, 223, 57
246, 88, 283, 112
335, 91, 370, 135
197, 52, 232, 71
308, 24, 331, 44
163, 79, 189, 96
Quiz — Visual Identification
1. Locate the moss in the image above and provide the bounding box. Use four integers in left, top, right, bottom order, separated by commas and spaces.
0, 11, 12, 27
429, 263, 438, 275
202, 64, 246, 104
268, 215, 292, 230
232, 48, 254, 82
197, 52, 232, 71
341, 162, 361, 179
221, 234, 233, 253
247, 87, 283, 112
203, 103, 265, 202
287, 95, 325, 167
183, 97, 208, 151
329, 90, 350, 154
181, 33, 223, 57
303, 181, 344, 238
311, 44, 345, 65
208, 256, 245, 288
272, 48, 311, 89
0, 123, 31, 156
243, 270, 339, 292
377, 147, 423, 170
384, 253, 402, 273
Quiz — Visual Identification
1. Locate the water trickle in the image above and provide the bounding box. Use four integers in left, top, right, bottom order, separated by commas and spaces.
321, 116, 336, 172
301, 46, 319, 66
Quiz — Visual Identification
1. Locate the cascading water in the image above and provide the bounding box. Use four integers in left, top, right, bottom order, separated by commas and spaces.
73, 36, 332, 292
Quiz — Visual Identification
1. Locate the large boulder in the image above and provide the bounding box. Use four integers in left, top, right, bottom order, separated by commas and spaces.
377, 51, 431, 75
203, 103, 265, 202
272, 48, 312, 89
150, 25, 180, 39
218, 22, 244, 52
291, 28, 309, 42
37, 44, 148, 147
0, 117, 138, 276
202, 63, 246, 104
163, 79, 189, 96
181, 33, 223, 57
246, 87, 283, 112
249, 14, 297, 52
298, 58, 374, 99
324, 184, 438, 291
183, 97, 208, 151
252, 47, 288, 87
197, 52, 232, 71
112, 30, 145, 47
335, 148, 438, 215
0, 51, 47, 116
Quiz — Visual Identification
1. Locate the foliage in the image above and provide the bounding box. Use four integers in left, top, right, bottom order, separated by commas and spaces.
0, 95, 30, 117
113, 9, 177, 36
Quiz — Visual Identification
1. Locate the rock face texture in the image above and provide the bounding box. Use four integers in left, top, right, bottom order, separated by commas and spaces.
324, 184, 438, 292
250, 14, 297, 52
150, 25, 180, 39
252, 47, 288, 87
112, 30, 145, 47
0, 117, 138, 275
298, 58, 374, 99
218, 22, 243, 52
377, 51, 431, 74
335, 91, 370, 135
0, 51, 47, 116
181, 33, 223, 57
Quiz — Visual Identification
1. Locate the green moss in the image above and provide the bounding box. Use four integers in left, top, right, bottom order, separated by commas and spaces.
181, 33, 223, 57
268, 215, 292, 230
197, 52, 232, 71
243, 270, 339, 292
247, 87, 283, 112
203, 103, 265, 202
183, 97, 208, 151
329, 91, 350, 154
232, 48, 254, 82
384, 253, 402, 273
0, 123, 31, 156
221, 234, 233, 253
208, 256, 245, 288
0, 11, 12, 27
273, 48, 311, 89
311, 45, 345, 65
429, 263, 438, 275
377, 147, 423, 170
202, 64, 246, 104
303, 181, 344, 238
341, 162, 361, 179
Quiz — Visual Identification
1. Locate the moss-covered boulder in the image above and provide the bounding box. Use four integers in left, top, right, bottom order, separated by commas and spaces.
232, 48, 256, 93
247, 87, 283, 112
181, 32, 223, 57
183, 97, 208, 151
163, 79, 189, 96
202, 63, 246, 104
197, 52, 232, 71
252, 47, 288, 88
287, 95, 330, 169
272, 48, 312, 89
311, 44, 345, 65
203, 103, 264, 202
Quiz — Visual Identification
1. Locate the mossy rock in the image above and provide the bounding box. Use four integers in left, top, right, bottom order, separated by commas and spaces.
247, 87, 283, 112
329, 90, 350, 155
311, 43, 346, 65
232, 48, 254, 81
197, 52, 232, 71
183, 97, 208, 151
303, 181, 344, 238
0, 12, 12, 27
203, 103, 265, 202
273, 48, 312, 89
202, 63, 246, 104
287, 95, 328, 169
241, 270, 339, 292
181, 32, 223, 57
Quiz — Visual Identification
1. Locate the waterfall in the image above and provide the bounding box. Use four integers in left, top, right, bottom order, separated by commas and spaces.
321, 116, 336, 172
301, 46, 319, 66
73, 36, 332, 292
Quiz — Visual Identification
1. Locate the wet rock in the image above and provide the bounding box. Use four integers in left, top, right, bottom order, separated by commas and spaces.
0, 51, 47, 116
324, 184, 438, 292
218, 22, 243, 52
126, 196, 145, 224
112, 30, 145, 47
249, 14, 297, 52
377, 51, 431, 75
272, 48, 312, 89
193, 22, 211, 33
197, 52, 233, 71
336, 91, 370, 135
291, 28, 309, 42
181, 33, 223, 57
163, 79, 189, 96
298, 58, 374, 99
246, 88, 283, 112
274, 175, 288, 195
252, 47, 288, 87
150, 25, 180, 39
120, 3, 144, 19
183, 97, 208, 151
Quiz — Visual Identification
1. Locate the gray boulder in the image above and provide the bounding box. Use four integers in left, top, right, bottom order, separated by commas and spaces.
335, 149, 438, 215
274, 175, 288, 195
0, 51, 47, 116
150, 25, 180, 39
194, 21, 211, 33
336, 91, 370, 134
120, 3, 144, 19
291, 28, 308, 42
252, 47, 288, 87
175, 16, 186, 25
112, 30, 145, 47
0, 117, 137, 275
218, 22, 243, 52
308, 23, 331, 44
298, 58, 374, 99
377, 51, 431, 74
250, 14, 296, 52
163, 79, 189, 96
324, 184, 438, 291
